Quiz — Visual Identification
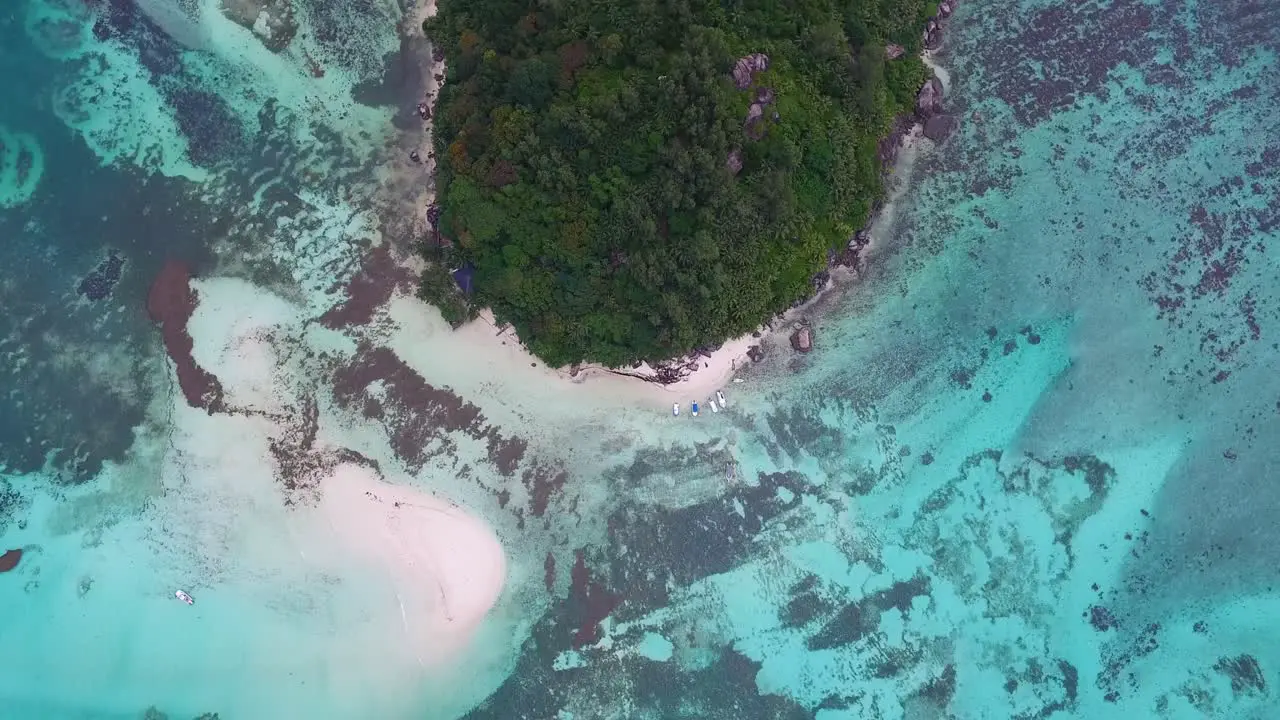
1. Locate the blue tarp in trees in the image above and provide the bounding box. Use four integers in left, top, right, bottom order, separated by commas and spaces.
452, 263, 475, 295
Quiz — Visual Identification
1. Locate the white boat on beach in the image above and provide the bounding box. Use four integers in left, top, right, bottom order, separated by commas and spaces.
709, 400, 719, 413
672, 403, 680, 417
716, 390, 727, 407
175, 590, 194, 605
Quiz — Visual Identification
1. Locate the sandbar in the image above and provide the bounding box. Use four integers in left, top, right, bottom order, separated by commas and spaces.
316, 462, 508, 664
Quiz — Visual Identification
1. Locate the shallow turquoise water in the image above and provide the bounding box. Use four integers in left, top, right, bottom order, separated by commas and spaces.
465, 0, 1280, 716
1, 0, 1278, 718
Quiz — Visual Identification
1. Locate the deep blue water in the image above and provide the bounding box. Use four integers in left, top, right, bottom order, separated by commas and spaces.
0, 7, 219, 483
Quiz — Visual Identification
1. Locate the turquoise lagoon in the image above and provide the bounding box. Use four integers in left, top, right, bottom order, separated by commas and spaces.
0, 0, 1277, 718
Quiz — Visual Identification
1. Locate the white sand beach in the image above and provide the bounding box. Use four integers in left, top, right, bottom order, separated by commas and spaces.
382, 296, 755, 416
316, 462, 507, 664
171, 276, 512, 707
186, 279, 508, 628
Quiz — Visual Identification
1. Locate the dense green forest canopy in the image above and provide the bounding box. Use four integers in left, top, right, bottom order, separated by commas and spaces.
422, 0, 934, 367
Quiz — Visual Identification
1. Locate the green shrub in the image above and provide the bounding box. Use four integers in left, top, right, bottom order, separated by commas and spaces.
421, 0, 933, 365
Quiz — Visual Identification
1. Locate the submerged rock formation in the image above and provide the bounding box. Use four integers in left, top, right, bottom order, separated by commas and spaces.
0, 126, 44, 209
924, 114, 959, 141
220, 0, 297, 51
77, 253, 126, 301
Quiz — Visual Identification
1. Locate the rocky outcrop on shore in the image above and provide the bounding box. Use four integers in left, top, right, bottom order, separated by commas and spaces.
790, 325, 813, 353
831, 2, 960, 270
917, 75, 959, 141
726, 148, 744, 175
683, 4, 961, 370
916, 76, 945, 117
745, 86, 778, 140
926, 2, 957, 48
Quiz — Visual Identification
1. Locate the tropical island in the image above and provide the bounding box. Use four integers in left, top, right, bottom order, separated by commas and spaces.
421, 0, 939, 368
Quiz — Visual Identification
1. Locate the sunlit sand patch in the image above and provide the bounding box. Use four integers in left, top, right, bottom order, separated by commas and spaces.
859, 124, 930, 260
132, 0, 210, 50
922, 51, 952, 92
183, 273, 510, 640
93, 270, 513, 714
187, 276, 304, 415
0, 388, 512, 718
316, 463, 508, 662
182, 275, 516, 711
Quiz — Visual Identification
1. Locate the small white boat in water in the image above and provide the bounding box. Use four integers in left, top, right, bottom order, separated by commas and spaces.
175, 590, 194, 605
672, 403, 680, 417
716, 390, 727, 407
709, 400, 719, 413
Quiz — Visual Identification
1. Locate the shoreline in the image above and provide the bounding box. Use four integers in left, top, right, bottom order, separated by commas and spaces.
382, 301, 737, 413
389, 0, 958, 406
